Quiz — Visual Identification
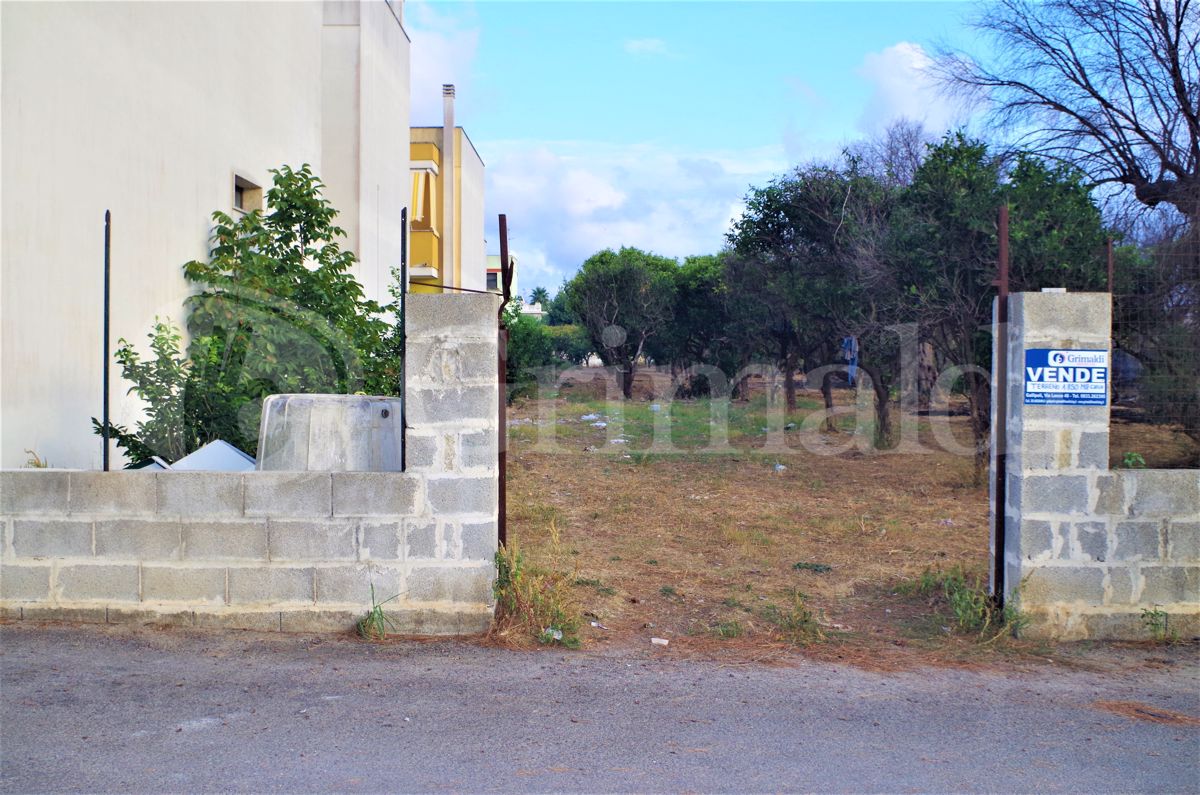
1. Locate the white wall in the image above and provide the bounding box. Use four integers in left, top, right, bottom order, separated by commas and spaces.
0, 1, 410, 469
457, 131, 486, 294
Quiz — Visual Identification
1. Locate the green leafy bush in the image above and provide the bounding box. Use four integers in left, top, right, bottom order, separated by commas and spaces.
95, 165, 401, 464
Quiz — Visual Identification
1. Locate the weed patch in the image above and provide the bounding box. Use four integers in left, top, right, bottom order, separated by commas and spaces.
901, 566, 1026, 641
492, 535, 582, 649
356, 584, 398, 641
758, 589, 825, 645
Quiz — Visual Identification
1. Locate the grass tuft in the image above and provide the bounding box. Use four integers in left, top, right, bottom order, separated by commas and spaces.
356, 583, 399, 641
492, 526, 582, 649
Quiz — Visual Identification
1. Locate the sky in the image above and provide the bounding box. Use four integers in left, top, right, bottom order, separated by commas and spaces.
405, 0, 985, 297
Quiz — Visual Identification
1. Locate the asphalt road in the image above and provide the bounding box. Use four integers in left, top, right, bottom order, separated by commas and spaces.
1, 623, 1197, 794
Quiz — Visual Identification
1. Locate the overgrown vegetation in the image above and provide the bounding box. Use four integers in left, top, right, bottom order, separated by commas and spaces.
95, 165, 401, 464
902, 566, 1027, 641
1141, 605, 1180, 644
356, 584, 399, 641
491, 533, 582, 649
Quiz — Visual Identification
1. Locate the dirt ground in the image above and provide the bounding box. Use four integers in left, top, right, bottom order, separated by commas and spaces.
504, 378, 1195, 669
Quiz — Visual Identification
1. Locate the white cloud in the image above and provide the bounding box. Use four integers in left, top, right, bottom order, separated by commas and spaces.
483, 140, 789, 293
623, 37, 669, 56
407, 1, 481, 124
856, 42, 964, 135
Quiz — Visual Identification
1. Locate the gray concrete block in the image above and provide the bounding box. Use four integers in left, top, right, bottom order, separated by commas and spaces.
279, 609, 361, 633
461, 521, 497, 561
460, 431, 497, 469
1107, 567, 1134, 604
1128, 470, 1200, 518
1140, 566, 1200, 605
406, 340, 497, 383
406, 519, 437, 559
378, 607, 493, 636
1167, 521, 1200, 561
405, 293, 500, 341
22, 606, 108, 624
405, 387, 495, 426
106, 608, 195, 627
1021, 566, 1105, 606
95, 520, 181, 560
1019, 475, 1089, 515
195, 611, 282, 632
359, 521, 401, 561
0, 470, 69, 514
244, 473, 331, 518
141, 566, 226, 604
157, 473, 243, 518
406, 565, 494, 604
314, 565, 399, 605
1010, 291, 1111, 335
1093, 474, 1126, 515
268, 520, 356, 561
12, 519, 92, 558
1014, 430, 1056, 470
1018, 519, 1053, 559
0, 606, 23, 621
0, 564, 51, 602
182, 521, 269, 560
1018, 404, 1110, 426
1076, 431, 1109, 470
405, 434, 438, 469
228, 567, 313, 605
57, 564, 139, 602
332, 473, 419, 516
1113, 521, 1163, 561
1073, 521, 1107, 562
69, 472, 157, 515
426, 477, 497, 515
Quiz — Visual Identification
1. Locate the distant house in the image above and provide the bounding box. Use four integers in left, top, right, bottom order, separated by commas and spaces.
1, 0, 412, 469
485, 254, 543, 319
409, 86, 486, 295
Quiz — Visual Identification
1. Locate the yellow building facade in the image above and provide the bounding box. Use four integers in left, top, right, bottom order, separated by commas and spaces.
409, 85, 486, 294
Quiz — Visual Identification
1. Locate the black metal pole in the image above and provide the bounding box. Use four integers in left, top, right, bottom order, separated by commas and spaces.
400, 206, 408, 472
497, 214, 509, 548
992, 204, 1010, 606
1106, 237, 1114, 293
102, 210, 112, 471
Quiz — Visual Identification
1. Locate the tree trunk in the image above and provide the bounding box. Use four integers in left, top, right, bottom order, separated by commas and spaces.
821, 370, 837, 432
858, 361, 892, 449
621, 362, 635, 399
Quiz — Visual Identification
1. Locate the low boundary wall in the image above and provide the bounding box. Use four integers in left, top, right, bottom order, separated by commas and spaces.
0, 293, 501, 633
992, 292, 1199, 640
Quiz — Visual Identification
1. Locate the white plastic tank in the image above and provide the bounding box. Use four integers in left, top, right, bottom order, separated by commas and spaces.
257, 394, 403, 471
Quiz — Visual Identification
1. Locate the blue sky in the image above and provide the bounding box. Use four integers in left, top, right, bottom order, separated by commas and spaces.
406, 1, 985, 296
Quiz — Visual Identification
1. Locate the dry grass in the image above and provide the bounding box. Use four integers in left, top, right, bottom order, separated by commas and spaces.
505, 386, 1039, 668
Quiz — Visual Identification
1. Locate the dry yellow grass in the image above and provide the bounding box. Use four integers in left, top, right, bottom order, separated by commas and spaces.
504, 388, 1027, 667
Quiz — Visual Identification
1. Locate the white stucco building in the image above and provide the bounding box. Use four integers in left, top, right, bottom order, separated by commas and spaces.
1, 0, 412, 469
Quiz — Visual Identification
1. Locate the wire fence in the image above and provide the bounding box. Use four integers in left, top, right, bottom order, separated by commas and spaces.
1110, 237, 1200, 470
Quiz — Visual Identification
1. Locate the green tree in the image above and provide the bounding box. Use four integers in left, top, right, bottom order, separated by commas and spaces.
565, 247, 678, 399
96, 164, 400, 463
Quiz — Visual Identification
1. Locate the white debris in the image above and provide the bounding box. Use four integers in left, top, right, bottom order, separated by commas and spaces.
610, 438, 627, 444
650, 637, 670, 646
592, 421, 608, 428
650, 404, 662, 412
773, 463, 788, 473
581, 413, 601, 421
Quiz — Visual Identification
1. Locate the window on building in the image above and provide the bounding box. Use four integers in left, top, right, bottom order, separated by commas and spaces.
233, 175, 263, 213
486, 272, 499, 291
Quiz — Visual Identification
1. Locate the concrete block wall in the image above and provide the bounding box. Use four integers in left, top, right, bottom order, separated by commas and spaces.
0, 293, 501, 634
993, 292, 1200, 640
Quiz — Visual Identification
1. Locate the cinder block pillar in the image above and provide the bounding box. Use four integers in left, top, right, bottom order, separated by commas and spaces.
993, 292, 1113, 638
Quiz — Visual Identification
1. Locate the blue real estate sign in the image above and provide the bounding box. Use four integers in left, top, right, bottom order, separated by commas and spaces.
1024, 349, 1109, 406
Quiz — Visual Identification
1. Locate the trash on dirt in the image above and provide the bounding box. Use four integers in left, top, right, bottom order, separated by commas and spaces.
542, 628, 564, 641
610, 438, 627, 444
650, 403, 662, 412
651, 637, 670, 646
589, 621, 609, 630
784, 422, 797, 430
592, 421, 608, 428
581, 413, 601, 421
583, 445, 598, 453
773, 463, 787, 473
939, 518, 955, 526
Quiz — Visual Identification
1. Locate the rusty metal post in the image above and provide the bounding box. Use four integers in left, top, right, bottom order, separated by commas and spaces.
992, 204, 1011, 605
497, 214, 510, 548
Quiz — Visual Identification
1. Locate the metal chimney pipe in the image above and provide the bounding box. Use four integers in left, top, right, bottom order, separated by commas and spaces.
442, 84, 456, 289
